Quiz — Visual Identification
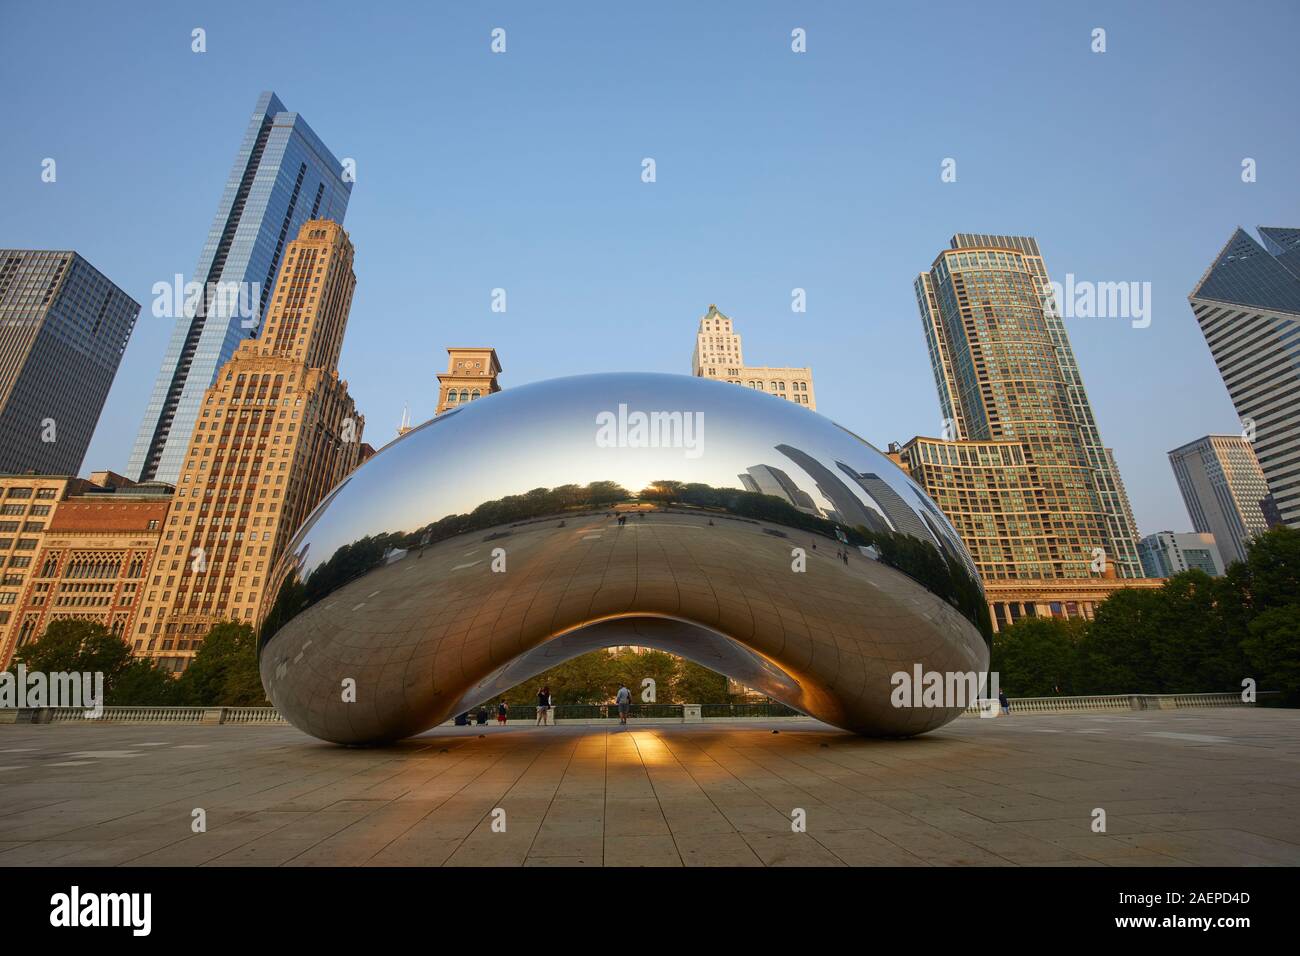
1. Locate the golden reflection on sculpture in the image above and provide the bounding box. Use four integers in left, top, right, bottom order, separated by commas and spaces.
257, 373, 991, 744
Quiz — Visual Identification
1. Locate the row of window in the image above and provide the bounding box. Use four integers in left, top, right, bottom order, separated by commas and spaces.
3, 487, 58, 500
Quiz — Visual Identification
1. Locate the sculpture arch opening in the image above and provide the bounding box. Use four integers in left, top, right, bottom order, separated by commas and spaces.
258, 373, 991, 745
447, 616, 815, 720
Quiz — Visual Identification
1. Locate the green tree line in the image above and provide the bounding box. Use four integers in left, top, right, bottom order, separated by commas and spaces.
992, 527, 1300, 702
6, 619, 266, 707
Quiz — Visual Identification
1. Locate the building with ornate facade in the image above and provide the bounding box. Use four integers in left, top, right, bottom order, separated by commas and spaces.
435, 348, 501, 415
133, 220, 365, 671
0, 472, 172, 667
691, 305, 815, 409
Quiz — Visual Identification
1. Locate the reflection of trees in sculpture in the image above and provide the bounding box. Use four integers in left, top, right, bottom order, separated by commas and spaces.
260, 533, 403, 648
458, 481, 628, 531
641, 480, 844, 537
260, 476, 991, 650
259, 482, 629, 646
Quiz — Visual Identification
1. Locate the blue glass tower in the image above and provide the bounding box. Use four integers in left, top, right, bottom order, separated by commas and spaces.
129, 92, 351, 483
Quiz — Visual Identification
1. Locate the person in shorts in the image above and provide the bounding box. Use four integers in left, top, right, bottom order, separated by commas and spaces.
536, 686, 551, 726
497, 701, 509, 725
616, 684, 632, 724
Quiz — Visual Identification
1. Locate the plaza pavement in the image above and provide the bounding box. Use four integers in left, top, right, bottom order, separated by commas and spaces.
0, 708, 1297, 866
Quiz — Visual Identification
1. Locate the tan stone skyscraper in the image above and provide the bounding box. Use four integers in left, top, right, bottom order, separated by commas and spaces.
435, 348, 501, 414
690, 305, 816, 409
136, 220, 365, 671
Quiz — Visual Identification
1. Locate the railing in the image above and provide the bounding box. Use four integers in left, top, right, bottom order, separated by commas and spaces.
53, 706, 210, 723
960, 692, 1269, 716
0, 692, 1272, 727
2, 706, 284, 725
701, 702, 803, 718
222, 707, 289, 724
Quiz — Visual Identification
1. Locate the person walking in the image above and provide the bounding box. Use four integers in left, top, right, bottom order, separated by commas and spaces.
616, 683, 632, 725
537, 685, 552, 726
496, 700, 509, 725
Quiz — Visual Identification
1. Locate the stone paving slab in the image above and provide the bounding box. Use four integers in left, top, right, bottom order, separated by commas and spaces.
0, 708, 1297, 866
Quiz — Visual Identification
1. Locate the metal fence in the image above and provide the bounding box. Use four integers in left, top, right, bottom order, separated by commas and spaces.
0, 692, 1271, 726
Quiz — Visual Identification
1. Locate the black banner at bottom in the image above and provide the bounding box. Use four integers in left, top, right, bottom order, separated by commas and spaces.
2, 865, 1282, 942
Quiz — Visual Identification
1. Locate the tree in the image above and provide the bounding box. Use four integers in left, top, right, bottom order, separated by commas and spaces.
991, 617, 1081, 697
499, 648, 619, 706
612, 648, 677, 703
8, 619, 175, 705
108, 659, 179, 706
173, 621, 267, 706
1074, 587, 1163, 694
675, 658, 731, 702
494, 647, 738, 706
1145, 570, 1245, 693
1238, 526, 1300, 613
1242, 605, 1300, 704
10, 619, 134, 681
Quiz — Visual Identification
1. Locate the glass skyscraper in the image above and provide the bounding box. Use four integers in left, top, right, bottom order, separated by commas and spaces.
913, 234, 1143, 579
1188, 227, 1300, 530
129, 91, 351, 483
0, 251, 140, 475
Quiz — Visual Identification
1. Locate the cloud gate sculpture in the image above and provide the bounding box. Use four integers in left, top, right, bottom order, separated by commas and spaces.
258, 372, 991, 744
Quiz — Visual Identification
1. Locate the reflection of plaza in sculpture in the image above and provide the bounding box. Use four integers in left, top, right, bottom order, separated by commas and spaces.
257, 373, 991, 744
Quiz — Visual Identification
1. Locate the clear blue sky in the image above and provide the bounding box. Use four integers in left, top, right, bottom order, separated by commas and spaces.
3, 0, 1297, 535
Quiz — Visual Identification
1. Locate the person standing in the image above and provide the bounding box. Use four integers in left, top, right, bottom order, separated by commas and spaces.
537, 685, 551, 726
497, 700, 509, 725
616, 683, 632, 725
998, 689, 1011, 716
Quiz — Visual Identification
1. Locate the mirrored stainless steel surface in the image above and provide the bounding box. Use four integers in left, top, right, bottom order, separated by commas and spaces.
258, 372, 992, 744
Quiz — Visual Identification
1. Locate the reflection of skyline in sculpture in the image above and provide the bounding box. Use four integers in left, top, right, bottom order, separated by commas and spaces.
836, 461, 938, 547
740, 464, 820, 515
257, 373, 991, 745
774, 443, 889, 533
906, 482, 979, 579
